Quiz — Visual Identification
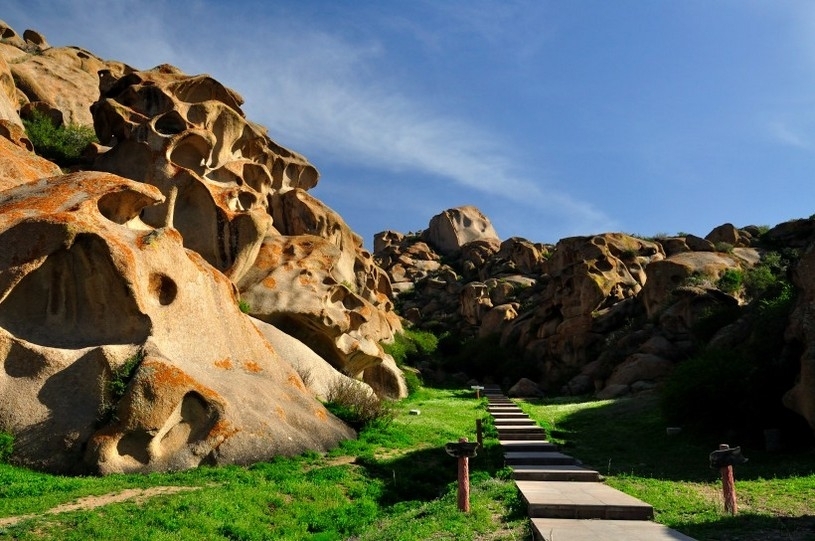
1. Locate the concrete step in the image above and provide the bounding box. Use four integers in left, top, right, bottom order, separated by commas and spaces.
491, 410, 529, 421
505, 451, 577, 466
517, 480, 654, 520
497, 426, 547, 439
500, 440, 559, 453
488, 408, 525, 415
512, 464, 600, 482
530, 518, 697, 541
497, 431, 548, 441
493, 418, 538, 426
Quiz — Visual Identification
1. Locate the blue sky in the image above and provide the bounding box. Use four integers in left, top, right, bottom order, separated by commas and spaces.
4, 1, 815, 248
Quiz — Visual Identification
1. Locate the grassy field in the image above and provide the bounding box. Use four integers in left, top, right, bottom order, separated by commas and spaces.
2, 388, 813, 540
0, 388, 529, 541
519, 393, 815, 541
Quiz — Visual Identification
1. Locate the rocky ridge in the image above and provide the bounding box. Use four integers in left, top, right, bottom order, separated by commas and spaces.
374, 206, 815, 438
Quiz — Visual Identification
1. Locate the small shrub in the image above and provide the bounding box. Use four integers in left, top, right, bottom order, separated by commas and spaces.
0, 431, 13, 463
238, 299, 251, 314
717, 268, 743, 294
294, 365, 314, 388
324, 379, 396, 430
382, 328, 438, 367
22, 110, 97, 166
683, 271, 711, 287
714, 242, 734, 253
98, 351, 143, 424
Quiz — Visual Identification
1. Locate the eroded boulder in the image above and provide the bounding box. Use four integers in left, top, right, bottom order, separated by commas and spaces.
0, 173, 353, 474
422, 206, 499, 255
90, 65, 404, 397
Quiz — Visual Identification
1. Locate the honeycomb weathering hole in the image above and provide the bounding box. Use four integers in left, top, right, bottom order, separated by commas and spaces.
150, 273, 178, 305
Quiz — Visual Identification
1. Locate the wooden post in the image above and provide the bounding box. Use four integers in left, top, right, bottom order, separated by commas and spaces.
457, 437, 470, 512
476, 419, 483, 449
719, 443, 738, 515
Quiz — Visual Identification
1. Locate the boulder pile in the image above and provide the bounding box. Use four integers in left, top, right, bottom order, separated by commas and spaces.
375, 208, 815, 437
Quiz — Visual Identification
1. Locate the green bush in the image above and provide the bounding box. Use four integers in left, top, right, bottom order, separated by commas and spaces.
22, 110, 98, 166
714, 241, 734, 253
98, 351, 143, 424
662, 280, 799, 438
382, 328, 438, 367
382, 329, 438, 395
0, 431, 13, 463
661, 348, 752, 431
717, 268, 743, 294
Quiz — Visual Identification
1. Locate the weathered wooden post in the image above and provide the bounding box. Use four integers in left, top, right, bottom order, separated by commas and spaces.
470, 385, 484, 399
445, 437, 479, 512
476, 418, 483, 448
709, 444, 748, 515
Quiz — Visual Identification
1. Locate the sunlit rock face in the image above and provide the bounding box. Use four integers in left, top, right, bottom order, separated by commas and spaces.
0, 20, 130, 128
91, 65, 318, 281
422, 205, 500, 256
91, 66, 404, 398
0, 173, 353, 474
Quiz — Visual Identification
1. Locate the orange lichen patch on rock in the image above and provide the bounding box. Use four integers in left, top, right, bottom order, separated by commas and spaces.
142, 358, 222, 404
208, 419, 239, 446
253, 242, 283, 269
214, 358, 233, 370
274, 406, 286, 420
242, 360, 263, 373
314, 408, 328, 421
262, 276, 276, 289
287, 373, 305, 391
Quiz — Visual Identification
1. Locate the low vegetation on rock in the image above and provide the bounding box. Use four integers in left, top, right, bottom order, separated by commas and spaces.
21, 110, 96, 167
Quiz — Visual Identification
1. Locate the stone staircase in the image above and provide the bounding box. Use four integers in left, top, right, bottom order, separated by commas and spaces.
482, 385, 696, 541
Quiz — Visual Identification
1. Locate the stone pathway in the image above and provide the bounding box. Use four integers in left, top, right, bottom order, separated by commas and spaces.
481, 385, 696, 541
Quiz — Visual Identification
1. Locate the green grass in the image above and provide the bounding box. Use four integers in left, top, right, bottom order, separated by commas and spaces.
519, 393, 815, 540
0, 388, 529, 540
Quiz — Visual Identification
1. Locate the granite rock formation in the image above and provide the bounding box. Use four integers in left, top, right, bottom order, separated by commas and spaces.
0, 22, 403, 473
0, 173, 354, 474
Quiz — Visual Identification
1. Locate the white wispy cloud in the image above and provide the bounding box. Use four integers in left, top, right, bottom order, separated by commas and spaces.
5, 0, 611, 235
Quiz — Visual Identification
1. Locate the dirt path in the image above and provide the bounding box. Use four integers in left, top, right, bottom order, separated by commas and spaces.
0, 485, 201, 528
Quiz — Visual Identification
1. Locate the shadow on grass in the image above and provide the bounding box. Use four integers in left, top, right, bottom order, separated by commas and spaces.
673, 513, 815, 541
354, 440, 513, 507
521, 393, 815, 483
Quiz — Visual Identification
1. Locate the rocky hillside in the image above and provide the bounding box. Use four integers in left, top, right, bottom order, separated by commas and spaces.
374, 205, 815, 441
1, 18, 814, 476
0, 21, 405, 474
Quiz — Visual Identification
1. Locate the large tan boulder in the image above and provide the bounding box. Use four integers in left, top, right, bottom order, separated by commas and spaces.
251, 317, 375, 402
0, 131, 61, 189
92, 65, 309, 281
0, 53, 21, 128
236, 231, 406, 398
641, 251, 742, 318
91, 65, 404, 398
422, 206, 499, 255
0, 23, 128, 127
508, 233, 663, 383
0, 173, 353, 474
